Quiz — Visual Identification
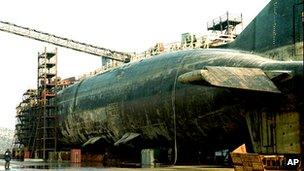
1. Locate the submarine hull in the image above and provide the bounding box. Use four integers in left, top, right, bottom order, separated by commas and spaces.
56, 49, 303, 162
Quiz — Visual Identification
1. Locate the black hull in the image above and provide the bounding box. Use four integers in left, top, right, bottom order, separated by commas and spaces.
55, 49, 302, 162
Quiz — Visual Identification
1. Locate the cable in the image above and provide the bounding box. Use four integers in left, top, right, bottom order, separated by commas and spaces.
171, 82, 178, 165
171, 54, 187, 165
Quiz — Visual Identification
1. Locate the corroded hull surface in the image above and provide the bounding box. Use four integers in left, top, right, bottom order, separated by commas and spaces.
56, 49, 303, 157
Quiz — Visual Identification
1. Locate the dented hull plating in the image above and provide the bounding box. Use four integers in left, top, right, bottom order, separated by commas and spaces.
56, 49, 303, 156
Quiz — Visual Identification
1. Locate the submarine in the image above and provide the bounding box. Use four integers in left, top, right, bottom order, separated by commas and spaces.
55, 0, 303, 163
6, 0, 302, 165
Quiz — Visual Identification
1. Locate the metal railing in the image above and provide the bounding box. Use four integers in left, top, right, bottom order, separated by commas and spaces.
207, 12, 242, 29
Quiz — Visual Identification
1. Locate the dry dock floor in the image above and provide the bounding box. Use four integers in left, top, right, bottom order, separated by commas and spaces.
0, 159, 234, 171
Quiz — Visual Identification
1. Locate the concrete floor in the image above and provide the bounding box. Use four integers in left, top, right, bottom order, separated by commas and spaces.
0, 159, 234, 171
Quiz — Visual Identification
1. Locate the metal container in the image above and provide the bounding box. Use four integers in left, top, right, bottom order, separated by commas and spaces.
141, 149, 155, 168
70, 149, 81, 163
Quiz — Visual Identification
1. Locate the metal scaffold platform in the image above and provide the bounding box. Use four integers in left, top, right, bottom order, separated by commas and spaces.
14, 89, 38, 155
35, 48, 58, 160
207, 12, 243, 34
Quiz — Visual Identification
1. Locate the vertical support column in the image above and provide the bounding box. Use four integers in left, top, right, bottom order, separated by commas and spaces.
220, 17, 223, 34
226, 11, 229, 31
43, 47, 47, 160
54, 48, 58, 154
241, 13, 244, 31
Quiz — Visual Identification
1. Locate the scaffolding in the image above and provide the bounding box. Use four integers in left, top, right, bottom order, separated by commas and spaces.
15, 89, 38, 153
207, 12, 243, 35
13, 48, 59, 160
205, 12, 243, 47
35, 47, 58, 160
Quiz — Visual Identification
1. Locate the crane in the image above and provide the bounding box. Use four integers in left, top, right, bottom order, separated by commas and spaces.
0, 20, 131, 63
